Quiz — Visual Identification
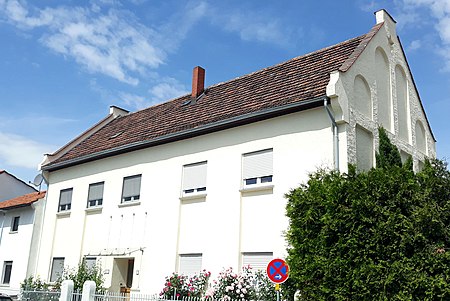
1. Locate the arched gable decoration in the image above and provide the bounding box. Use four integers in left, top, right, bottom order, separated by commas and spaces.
415, 120, 427, 155
375, 47, 392, 131
353, 75, 372, 119
395, 65, 409, 142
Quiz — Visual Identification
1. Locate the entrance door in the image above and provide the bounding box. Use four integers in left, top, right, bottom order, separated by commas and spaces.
111, 258, 134, 293
126, 259, 134, 288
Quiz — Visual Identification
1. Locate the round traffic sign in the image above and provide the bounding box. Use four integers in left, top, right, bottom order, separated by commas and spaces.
266, 258, 289, 284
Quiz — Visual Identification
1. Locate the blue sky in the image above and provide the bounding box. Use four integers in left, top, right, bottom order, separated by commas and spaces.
0, 0, 449, 185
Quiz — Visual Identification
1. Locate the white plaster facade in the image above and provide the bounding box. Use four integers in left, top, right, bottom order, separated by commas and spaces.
0, 197, 45, 296
328, 10, 435, 170
33, 10, 435, 295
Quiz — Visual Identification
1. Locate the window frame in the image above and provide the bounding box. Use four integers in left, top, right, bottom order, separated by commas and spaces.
49, 257, 65, 282
242, 252, 273, 271
10, 216, 20, 233
87, 182, 104, 208
83, 257, 97, 270
182, 161, 207, 197
58, 188, 73, 212
121, 175, 142, 203
178, 253, 202, 277
1, 261, 12, 285
242, 149, 273, 187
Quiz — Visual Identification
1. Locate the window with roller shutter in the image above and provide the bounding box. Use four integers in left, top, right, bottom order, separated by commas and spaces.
182, 162, 207, 196
87, 182, 104, 207
242, 149, 273, 186
121, 175, 141, 203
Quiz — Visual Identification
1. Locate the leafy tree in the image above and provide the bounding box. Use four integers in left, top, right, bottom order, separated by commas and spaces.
376, 127, 402, 169
285, 132, 450, 300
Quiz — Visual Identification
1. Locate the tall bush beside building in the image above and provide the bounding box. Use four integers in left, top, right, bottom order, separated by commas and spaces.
285, 129, 450, 300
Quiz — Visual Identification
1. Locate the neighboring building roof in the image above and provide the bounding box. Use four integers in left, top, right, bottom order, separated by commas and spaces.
0, 170, 37, 192
0, 191, 46, 210
43, 23, 384, 171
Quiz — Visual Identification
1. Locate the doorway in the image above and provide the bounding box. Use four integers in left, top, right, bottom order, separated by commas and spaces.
111, 258, 135, 293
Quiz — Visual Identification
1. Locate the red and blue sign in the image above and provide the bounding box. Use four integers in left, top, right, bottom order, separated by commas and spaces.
266, 258, 289, 284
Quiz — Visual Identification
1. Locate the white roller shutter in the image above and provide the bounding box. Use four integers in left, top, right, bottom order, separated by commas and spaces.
122, 175, 141, 199
88, 182, 104, 201
182, 162, 207, 191
243, 149, 273, 179
242, 252, 273, 270
59, 189, 73, 206
179, 254, 202, 276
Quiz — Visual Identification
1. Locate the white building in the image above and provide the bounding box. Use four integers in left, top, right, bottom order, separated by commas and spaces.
0, 191, 46, 296
34, 10, 435, 295
0, 170, 37, 202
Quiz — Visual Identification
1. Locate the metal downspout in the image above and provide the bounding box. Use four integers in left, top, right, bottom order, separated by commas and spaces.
324, 98, 340, 171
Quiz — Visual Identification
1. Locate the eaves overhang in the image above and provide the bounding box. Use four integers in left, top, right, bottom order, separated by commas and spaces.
0, 203, 32, 211
42, 95, 328, 172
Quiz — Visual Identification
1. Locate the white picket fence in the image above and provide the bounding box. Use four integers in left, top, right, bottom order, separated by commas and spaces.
20, 288, 269, 301
21, 281, 264, 301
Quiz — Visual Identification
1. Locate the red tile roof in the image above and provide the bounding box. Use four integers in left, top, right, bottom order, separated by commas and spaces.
0, 191, 46, 210
44, 23, 383, 170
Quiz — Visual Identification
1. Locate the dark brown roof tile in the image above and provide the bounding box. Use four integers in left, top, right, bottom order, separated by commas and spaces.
47, 24, 382, 168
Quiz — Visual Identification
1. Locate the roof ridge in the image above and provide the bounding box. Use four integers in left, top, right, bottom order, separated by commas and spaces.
125, 32, 369, 117
199, 35, 367, 91
339, 22, 384, 72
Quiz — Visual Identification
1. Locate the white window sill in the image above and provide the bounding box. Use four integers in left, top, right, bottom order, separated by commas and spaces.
118, 201, 141, 208
85, 206, 103, 214
240, 183, 274, 193
180, 192, 207, 202
0, 284, 10, 287
9, 231, 18, 234
56, 211, 71, 217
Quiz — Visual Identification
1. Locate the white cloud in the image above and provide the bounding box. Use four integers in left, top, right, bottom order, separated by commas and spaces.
149, 78, 188, 102
399, 0, 450, 70
118, 77, 187, 110
0, 0, 166, 85
211, 9, 293, 47
0, 132, 55, 169
157, 1, 208, 52
407, 39, 422, 51
119, 92, 151, 110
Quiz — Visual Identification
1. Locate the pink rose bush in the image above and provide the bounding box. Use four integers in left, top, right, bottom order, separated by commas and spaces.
160, 266, 278, 301
211, 266, 256, 301
160, 270, 211, 299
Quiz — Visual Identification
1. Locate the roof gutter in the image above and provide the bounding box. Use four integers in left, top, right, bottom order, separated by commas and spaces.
42, 95, 328, 172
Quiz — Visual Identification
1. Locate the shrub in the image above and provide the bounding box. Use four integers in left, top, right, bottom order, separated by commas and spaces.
54, 260, 104, 292
212, 266, 255, 301
160, 270, 211, 299
284, 129, 450, 300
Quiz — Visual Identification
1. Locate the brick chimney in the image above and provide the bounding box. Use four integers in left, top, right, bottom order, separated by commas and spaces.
192, 66, 205, 98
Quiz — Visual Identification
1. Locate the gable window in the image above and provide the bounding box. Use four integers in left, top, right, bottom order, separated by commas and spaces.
50, 257, 64, 282
10, 216, 20, 232
179, 254, 202, 276
58, 189, 73, 212
122, 175, 141, 203
182, 162, 207, 196
87, 182, 104, 208
1, 261, 12, 284
242, 252, 273, 270
242, 149, 273, 186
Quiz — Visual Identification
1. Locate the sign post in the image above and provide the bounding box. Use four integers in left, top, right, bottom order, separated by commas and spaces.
266, 259, 289, 301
